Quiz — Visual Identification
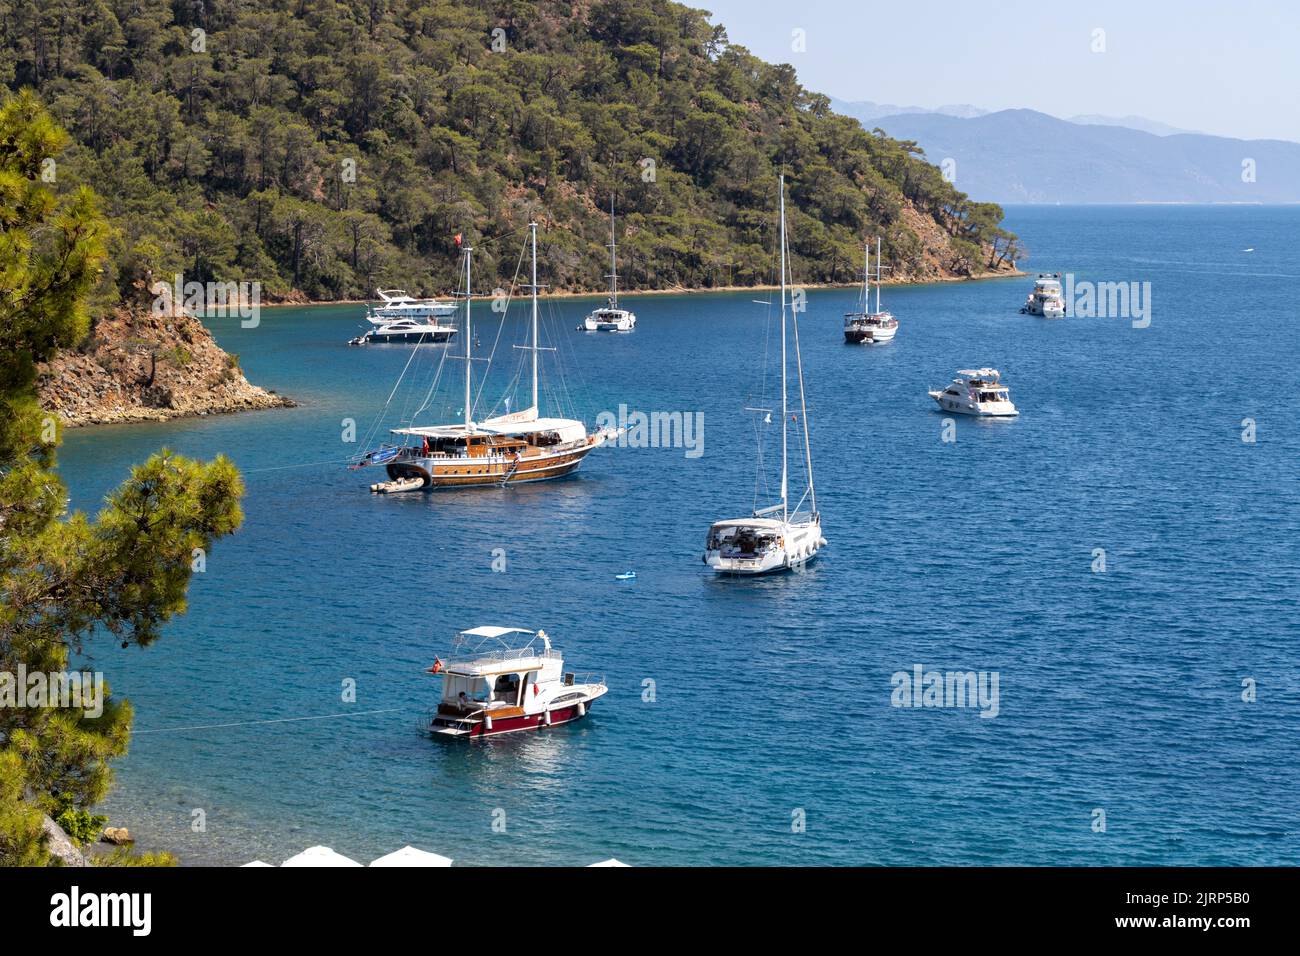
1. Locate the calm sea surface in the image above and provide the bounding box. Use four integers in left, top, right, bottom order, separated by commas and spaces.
62, 205, 1299, 866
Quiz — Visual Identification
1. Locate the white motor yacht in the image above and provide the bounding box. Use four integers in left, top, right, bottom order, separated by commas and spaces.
1021, 274, 1065, 318
349, 290, 458, 344
928, 368, 1019, 417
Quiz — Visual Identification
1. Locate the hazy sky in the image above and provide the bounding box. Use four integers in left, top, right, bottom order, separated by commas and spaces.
699, 0, 1299, 142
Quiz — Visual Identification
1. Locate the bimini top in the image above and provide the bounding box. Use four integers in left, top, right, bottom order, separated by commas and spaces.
955, 368, 1002, 382
458, 626, 534, 640
709, 517, 787, 531
442, 626, 559, 677
392, 416, 587, 441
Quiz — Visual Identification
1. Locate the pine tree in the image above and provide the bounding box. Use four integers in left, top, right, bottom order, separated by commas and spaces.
0, 91, 244, 865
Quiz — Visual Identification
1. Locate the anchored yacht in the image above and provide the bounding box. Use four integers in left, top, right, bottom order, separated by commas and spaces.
1021, 274, 1065, 318
929, 368, 1018, 417
349, 290, 458, 344
582, 198, 636, 332
426, 626, 607, 739
352, 225, 621, 491
704, 176, 825, 575
844, 237, 898, 344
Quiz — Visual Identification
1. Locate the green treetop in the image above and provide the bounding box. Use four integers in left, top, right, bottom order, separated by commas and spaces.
0, 91, 244, 866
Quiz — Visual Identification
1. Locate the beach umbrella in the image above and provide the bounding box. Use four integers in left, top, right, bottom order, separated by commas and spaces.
588, 858, 630, 867
240, 860, 274, 867
281, 845, 363, 867
369, 845, 453, 867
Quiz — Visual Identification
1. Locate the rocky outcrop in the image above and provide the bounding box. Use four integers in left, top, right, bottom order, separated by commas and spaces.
41, 814, 87, 867
37, 305, 294, 428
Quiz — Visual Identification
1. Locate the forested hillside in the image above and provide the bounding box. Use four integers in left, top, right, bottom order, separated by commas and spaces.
1, 0, 1020, 305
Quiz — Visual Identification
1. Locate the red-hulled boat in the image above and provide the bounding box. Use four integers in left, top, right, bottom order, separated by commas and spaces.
426, 626, 607, 739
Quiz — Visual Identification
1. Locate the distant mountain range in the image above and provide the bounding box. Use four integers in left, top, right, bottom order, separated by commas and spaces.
828, 99, 990, 123
830, 101, 1300, 203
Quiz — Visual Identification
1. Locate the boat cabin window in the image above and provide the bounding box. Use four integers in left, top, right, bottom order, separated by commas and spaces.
708, 524, 778, 554
424, 436, 470, 457
493, 673, 521, 705
444, 675, 489, 706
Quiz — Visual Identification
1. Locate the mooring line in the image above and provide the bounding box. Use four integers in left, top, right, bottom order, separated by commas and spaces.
133, 707, 404, 734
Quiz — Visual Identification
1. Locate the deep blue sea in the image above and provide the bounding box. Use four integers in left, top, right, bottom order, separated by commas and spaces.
61, 206, 1300, 866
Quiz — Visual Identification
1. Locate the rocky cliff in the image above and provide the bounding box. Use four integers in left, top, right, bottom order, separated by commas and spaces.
38, 307, 293, 428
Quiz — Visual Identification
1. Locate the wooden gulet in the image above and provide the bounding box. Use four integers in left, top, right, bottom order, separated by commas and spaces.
366, 223, 621, 492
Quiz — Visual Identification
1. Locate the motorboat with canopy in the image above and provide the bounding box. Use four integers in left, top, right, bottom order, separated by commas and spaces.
426, 626, 607, 738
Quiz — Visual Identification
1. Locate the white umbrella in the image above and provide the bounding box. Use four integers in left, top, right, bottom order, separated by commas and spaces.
240, 860, 274, 867
281, 845, 363, 867
369, 845, 453, 867
588, 858, 630, 867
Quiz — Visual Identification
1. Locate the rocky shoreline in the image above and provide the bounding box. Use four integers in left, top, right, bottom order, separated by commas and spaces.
38, 305, 294, 429
267, 266, 1023, 308
38, 268, 1019, 430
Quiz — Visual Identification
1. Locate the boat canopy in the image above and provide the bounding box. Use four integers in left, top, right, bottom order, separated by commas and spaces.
441, 626, 558, 677
709, 517, 787, 531
956, 368, 1001, 381
459, 626, 535, 639
392, 416, 587, 442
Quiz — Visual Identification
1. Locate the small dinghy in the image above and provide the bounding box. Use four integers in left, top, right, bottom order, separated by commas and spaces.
370, 476, 425, 494
614, 571, 636, 580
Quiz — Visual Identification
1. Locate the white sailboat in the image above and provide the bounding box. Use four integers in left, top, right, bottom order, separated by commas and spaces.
843, 237, 898, 344
355, 224, 621, 491
582, 197, 636, 332
703, 176, 825, 575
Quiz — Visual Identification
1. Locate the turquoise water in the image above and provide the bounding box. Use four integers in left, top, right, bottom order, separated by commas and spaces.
62, 206, 1300, 866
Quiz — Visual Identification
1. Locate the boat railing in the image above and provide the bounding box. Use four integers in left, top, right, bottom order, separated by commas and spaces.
563, 671, 605, 689
447, 647, 563, 669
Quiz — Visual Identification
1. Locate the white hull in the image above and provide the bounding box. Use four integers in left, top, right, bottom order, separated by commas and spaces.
582, 314, 635, 332
705, 519, 824, 575
1026, 302, 1065, 318
353, 326, 457, 344
929, 390, 1018, 417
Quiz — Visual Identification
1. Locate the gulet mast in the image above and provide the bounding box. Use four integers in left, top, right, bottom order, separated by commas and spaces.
531, 223, 539, 410
463, 245, 473, 430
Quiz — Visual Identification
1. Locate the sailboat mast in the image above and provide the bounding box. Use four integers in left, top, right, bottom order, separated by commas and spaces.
875, 235, 882, 314
864, 240, 870, 310
530, 222, 539, 411
609, 195, 617, 308
464, 246, 473, 430
794, 253, 817, 519
779, 175, 788, 523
